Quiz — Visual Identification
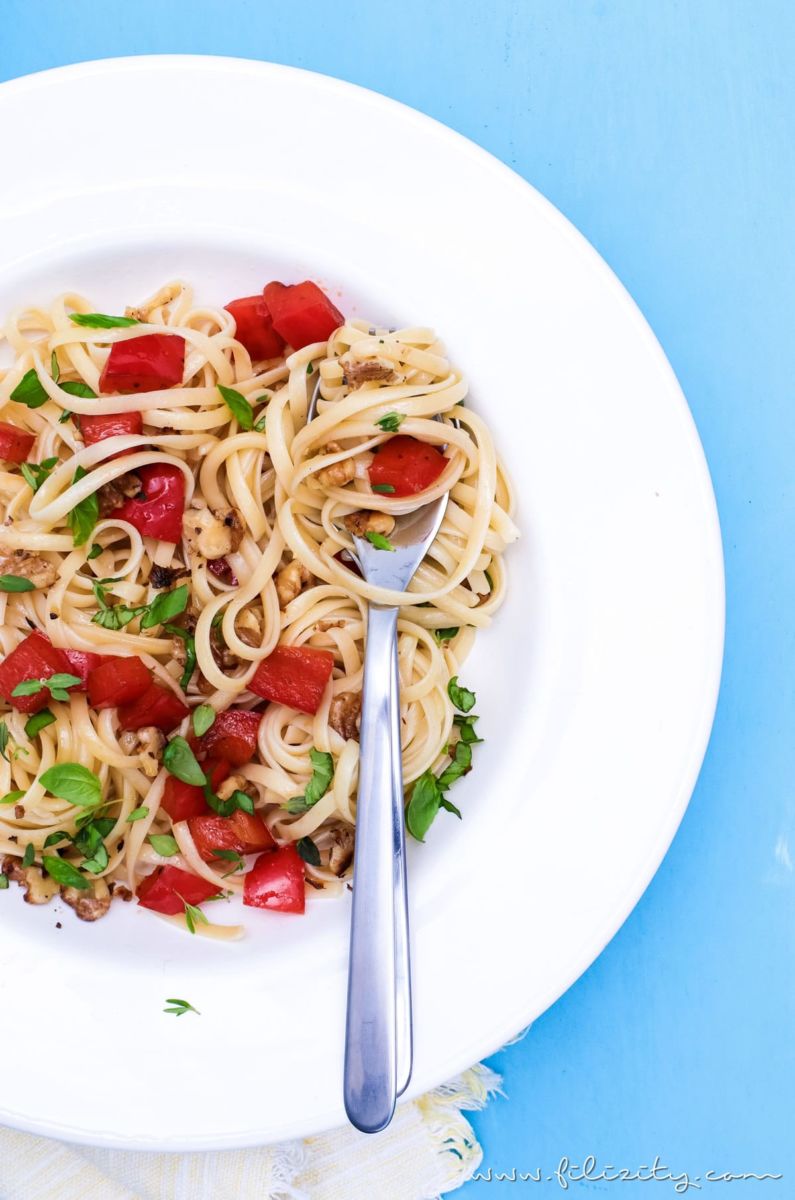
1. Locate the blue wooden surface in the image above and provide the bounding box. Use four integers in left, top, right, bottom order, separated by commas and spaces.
1, 2, 792, 1194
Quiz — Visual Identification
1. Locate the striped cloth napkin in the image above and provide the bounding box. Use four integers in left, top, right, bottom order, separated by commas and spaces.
0, 1065, 500, 1200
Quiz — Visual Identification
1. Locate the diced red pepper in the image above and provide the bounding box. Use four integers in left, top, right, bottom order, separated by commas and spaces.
0, 631, 73, 714
243, 844, 305, 913
188, 808, 276, 862
263, 280, 343, 351
161, 758, 230, 822
118, 680, 189, 732
62, 649, 105, 690
136, 864, 221, 915
192, 709, 262, 767
79, 410, 143, 461
0, 422, 35, 464
207, 557, 238, 586
99, 333, 185, 394
224, 295, 286, 360
113, 464, 185, 543
368, 435, 447, 497
249, 645, 334, 715
87, 656, 153, 709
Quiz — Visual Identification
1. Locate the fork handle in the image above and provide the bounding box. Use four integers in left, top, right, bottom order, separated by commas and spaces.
344, 603, 400, 1132
391, 636, 413, 1096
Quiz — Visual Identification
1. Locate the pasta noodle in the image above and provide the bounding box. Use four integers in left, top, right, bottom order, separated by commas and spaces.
0, 280, 518, 933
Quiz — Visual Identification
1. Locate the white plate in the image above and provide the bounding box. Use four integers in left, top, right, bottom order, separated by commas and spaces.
0, 56, 724, 1149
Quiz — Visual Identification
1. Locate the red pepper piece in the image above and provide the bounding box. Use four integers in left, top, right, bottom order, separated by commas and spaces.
249, 645, 334, 715
224, 295, 286, 360
0, 422, 35, 464
117, 680, 189, 732
243, 844, 305, 913
136, 864, 221, 915
188, 809, 276, 862
99, 333, 185, 394
0, 631, 73, 714
87, 656, 153, 709
113, 464, 185, 543
263, 281, 343, 351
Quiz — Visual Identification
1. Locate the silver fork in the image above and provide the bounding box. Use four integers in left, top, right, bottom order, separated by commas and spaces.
308, 381, 448, 1132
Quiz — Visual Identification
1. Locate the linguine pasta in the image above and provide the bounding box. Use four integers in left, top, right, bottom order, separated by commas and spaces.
0, 280, 518, 935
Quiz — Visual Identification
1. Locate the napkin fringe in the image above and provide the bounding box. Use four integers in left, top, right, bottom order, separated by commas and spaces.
416, 1064, 503, 1197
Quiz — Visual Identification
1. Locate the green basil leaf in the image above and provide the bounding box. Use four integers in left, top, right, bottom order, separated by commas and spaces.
140, 584, 189, 630
46, 673, 82, 691
21, 458, 58, 493
453, 713, 483, 745
11, 369, 49, 409
434, 627, 459, 643
439, 795, 462, 818
438, 740, 472, 790
447, 676, 476, 713
66, 465, 99, 548
0, 874, 8, 889
217, 385, 254, 431
230, 789, 254, 815
163, 736, 206, 786
181, 898, 209, 935
364, 530, 395, 552
43, 830, 71, 848
51, 351, 60, 382
0, 575, 35, 592
483, 569, 494, 593
60, 380, 98, 399
192, 704, 216, 738
285, 748, 334, 814
69, 313, 139, 329
21, 842, 35, 868
163, 997, 200, 1016
126, 805, 149, 823
42, 855, 90, 889
25, 709, 56, 738
39, 763, 102, 807
254, 415, 267, 432
165, 623, 196, 690
82, 842, 109, 874
371, 483, 395, 494
406, 771, 442, 842
296, 836, 321, 866
87, 543, 103, 560
11, 679, 45, 697
58, 410, 72, 424
375, 411, 405, 433
0, 789, 25, 805
0, 724, 8, 763
149, 834, 179, 857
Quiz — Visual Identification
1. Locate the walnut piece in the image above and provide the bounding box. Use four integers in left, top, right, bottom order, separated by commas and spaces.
275, 560, 314, 608
343, 510, 395, 538
97, 472, 142, 517
329, 691, 361, 742
119, 726, 166, 778
342, 360, 395, 388
183, 506, 244, 559
317, 443, 356, 489
0, 547, 58, 589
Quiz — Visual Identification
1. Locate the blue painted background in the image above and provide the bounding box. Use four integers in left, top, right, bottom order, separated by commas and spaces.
2, 2, 792, 1195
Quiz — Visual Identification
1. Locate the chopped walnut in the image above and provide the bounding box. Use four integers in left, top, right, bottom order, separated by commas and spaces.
0, 547, 58, 589
183, 506, 244, 559
329, 691, 361, 741
61, 879, 111, 921
119, 726, 166, 778
328, 825, 355, 876
343, 360, 395, 388
150, 563, 191, 589
315, 619, 345, 632
343, 510, 396, 538
111, 884, 133, 902
275, 560, 314, 608
1, 854, 59, 905
216, 774, 258, 802
98, 472, 142, 517
316, 443, 356, 488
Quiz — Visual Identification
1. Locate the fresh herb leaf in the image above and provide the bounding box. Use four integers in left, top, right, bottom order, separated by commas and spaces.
164, 997, 200, 1017
60, 380, 98, 399
371, 483, 396, 494
93, 817, 116, 838
21, 842, 35, 868
69, 313, 138, 329
67, 465, 98, 547
438, 740, 472, 789
87, 543, 103, 560
0, 575, 35, 592
306, 362, 314, 375
0, 723, 9, 762
217, 384, 254, 431
453, 713, 483, 744
406, 771, 443, 842
212, 848, 245, 876
296, 836, 321, 866
204, 783, 254, 818
43, 830, 70, 848
163, 737, 206, 786
58, 410, 72, 424
39, 763, 101, 808
42, 855, 90, 889
12, 673, 81, 703
254, 415, 267, 432
483, 569, 494, 593
10, 679, 45, 697
90, 581, 145, 630
24, 709, 56, 738
20, 456, 59, 493
149, 834, 179, 857
126, 805, 149, 823
164, 623, 196, 690
364, 530, 395, 552
231, 789, 254, 815
0, 874, 7, 889
51, 351, 60, 382
447, 676, 476, 713
375, 411, 405, 433
10, 369, 49, 409
192, 705, 216, 738
286, 749, 334, 814
434, 627, 459, 643
211, 611, 224, 629
0, 789, 24, 805
140, 584, 189, 630
181, 898, 209, 935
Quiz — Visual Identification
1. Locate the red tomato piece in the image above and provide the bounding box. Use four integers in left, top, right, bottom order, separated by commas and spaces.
194, 709, 262, 767
224, 295, 286, 360
136, 864, 221, 915
62, 649, 105, 690
368, 435, 447, 497
118, 680, 189, 732
263, 280, 344, 351
0, 631, 73, 714
243, 844, 306, 913
188, 809, 276, 862
249, 645, 334, 715
87, 655, 153, 709
161, 758, 229, 822
99, 333, 185, 394
113, 464, 185, 543
0, 422, 34, 464
79, 411, 143, 461
207, 557, 238, 586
